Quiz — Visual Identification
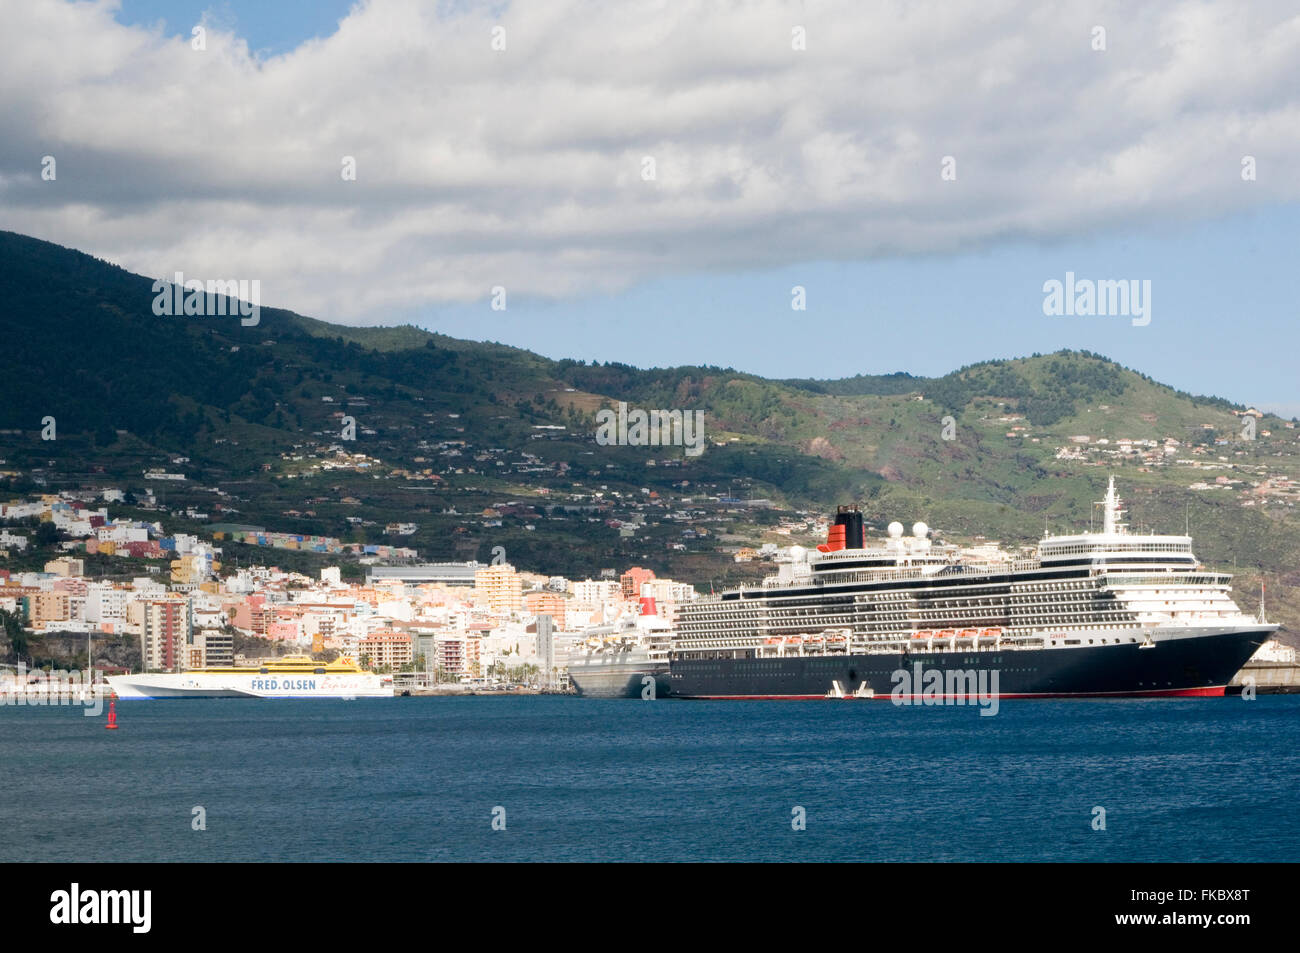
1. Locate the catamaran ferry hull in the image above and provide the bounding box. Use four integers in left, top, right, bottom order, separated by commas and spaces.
108, 672, 393, 699
668, 626, 1273, 700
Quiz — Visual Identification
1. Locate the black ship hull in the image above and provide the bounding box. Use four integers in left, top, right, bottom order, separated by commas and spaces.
667, 628, 1271, 700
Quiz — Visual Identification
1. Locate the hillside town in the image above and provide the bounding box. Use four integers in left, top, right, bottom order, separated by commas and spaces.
1, 551, 697, 690
0, 486, 707, 688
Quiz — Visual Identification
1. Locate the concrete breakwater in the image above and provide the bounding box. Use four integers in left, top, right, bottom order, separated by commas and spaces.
1227, 661, 1300, 695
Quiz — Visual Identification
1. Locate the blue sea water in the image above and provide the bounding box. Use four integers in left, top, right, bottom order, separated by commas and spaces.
2, 695, 1297, 862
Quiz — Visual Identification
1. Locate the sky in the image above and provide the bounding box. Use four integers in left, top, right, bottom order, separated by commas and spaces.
2, 1, 1298, 413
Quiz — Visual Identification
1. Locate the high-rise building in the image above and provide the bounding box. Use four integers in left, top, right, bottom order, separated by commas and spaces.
142, 596, 193, 672
474, 563, 522, 615
357, 630, 413, 670
435, 632, 467, 676
537, 614, 555, 687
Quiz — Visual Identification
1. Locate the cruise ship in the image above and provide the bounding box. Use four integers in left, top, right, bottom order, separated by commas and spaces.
108, 655, 393, 699
567, 598, 673, 698
669, 478, 1276, 700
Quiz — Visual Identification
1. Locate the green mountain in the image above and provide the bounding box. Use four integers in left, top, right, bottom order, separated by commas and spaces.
1, 230, 1297, 638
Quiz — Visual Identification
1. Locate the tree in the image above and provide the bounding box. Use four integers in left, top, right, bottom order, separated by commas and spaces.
33, 521, 60, 549
0, 608, 30, 661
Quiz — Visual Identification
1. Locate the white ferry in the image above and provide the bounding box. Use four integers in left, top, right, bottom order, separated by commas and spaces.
108, 655, 393, 699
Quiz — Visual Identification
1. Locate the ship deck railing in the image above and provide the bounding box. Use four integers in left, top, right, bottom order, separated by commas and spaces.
674, 631, 1053, 656
1097, 572, 1233, 588
746, 563, 1232, 592
759, 558, 1046, 588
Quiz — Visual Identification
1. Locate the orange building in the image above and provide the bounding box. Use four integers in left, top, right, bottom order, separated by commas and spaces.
522, 592, 567, 628
620, 566, 656, 600
31, 591, 71, 625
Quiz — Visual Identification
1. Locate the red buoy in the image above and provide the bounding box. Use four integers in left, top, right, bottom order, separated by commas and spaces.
105, 698, 119, 730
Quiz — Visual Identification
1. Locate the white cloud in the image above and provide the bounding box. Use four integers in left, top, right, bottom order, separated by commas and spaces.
1, 0, 1298, 321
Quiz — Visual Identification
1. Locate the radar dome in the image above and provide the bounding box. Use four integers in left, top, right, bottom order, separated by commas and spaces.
912, 522, 929, 539
887, 521, 904, 538
789, 545, 806, 561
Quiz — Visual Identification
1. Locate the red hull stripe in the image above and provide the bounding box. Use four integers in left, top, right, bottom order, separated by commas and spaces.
684, 685, 1227, 700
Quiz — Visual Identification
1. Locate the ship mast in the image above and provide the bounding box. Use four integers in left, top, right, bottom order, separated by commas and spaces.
1100, 476, 1126, 535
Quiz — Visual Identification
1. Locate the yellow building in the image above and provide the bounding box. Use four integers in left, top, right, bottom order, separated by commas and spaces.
44, 557, 85, 577
474, 563, 523, 615
170, 554, 211, 585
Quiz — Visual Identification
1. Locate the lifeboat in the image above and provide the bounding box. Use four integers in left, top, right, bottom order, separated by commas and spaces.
980, 627, 1002, 638
960, 629, 978, 638
938, 629, 956, 639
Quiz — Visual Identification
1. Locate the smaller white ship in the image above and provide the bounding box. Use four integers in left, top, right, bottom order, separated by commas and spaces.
567, 598, 673, 698
1250, 638, 1296, 663
108, 655, 393, 699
